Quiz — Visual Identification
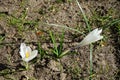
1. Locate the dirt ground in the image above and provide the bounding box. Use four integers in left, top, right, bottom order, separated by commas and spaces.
0, 0, 120, 80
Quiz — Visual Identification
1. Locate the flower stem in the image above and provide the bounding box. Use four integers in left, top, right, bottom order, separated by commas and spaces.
25, 62, 29, 70
89, 44, 93, 80
76, 0, 93, 80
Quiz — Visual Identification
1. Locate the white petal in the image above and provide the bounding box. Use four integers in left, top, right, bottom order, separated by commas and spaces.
90, 28, 98, 35
96, 29, 102, 35
25, 46, 32, 55
98, 36, 103, 40
79, 28, 103, 46
23, 50, 38, 62
20, 43, 26, 58
22, 58, 29, 62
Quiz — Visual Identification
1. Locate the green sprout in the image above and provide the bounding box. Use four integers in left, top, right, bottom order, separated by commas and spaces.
49, 31, 65, 58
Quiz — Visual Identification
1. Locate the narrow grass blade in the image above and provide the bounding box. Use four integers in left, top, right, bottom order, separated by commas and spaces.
49, 31, 59, 57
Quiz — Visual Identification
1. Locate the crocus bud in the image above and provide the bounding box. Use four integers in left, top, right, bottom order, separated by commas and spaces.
79, 28, 103, 46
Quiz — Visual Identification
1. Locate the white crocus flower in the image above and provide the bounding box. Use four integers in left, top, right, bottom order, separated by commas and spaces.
79, 28, 103, 46
60, 28, 103, 57
20, 43, 38, 62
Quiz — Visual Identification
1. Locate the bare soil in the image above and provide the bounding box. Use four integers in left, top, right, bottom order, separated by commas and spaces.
0, 0, 120, 80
